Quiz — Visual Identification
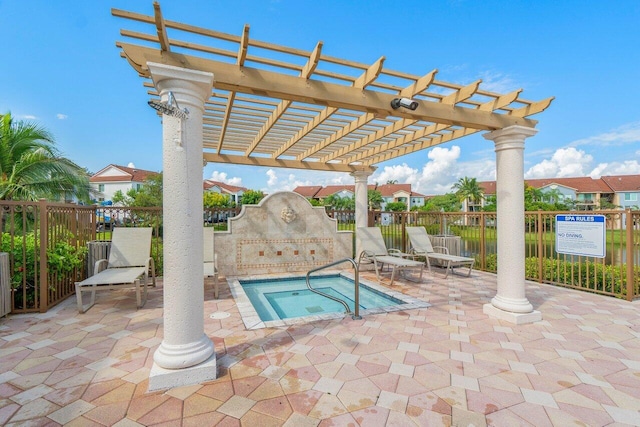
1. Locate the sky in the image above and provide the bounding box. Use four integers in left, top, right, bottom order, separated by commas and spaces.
2, 1, 640, 196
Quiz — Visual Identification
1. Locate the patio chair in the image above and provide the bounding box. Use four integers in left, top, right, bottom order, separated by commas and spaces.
75, 227, 156, 313
406, 227, 475, 278
356, 227, 424, 285
203, 226, 219, 298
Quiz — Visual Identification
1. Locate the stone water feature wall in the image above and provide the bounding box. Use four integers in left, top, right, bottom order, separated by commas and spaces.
215, 192, 353, 276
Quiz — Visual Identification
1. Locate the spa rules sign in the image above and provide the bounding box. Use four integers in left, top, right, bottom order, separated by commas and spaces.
555, 214, 606, 258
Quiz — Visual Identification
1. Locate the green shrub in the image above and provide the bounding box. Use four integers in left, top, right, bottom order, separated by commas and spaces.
1, 231, 87, 308
486, 253, 639, 299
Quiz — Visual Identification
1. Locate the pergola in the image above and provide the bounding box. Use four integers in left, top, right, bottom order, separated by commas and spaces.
113, 2, 554, 390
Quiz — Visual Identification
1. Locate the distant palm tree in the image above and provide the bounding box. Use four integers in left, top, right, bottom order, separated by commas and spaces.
0, 112, 90, 202
452, 177, 483, 210
367, 189, 383, 210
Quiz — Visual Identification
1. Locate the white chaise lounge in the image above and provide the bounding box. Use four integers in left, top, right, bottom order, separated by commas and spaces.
75, 227, 156, 313
356, 227, 424, 285
406, 226, 475, 278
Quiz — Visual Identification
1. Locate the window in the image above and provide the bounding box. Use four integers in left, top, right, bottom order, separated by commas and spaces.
98, 184, 105, 192
624, 193, 638, 202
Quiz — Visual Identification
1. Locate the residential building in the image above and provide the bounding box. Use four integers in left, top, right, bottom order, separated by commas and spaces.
477, 174, 640, 212
601, 175, 640, 209
293, 183, 426, 211
203, 180, 247, 205
90, 164, 159, 204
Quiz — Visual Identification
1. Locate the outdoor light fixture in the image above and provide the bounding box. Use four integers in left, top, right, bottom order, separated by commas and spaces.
148, 91, 189, 119
390, 97, 419, 111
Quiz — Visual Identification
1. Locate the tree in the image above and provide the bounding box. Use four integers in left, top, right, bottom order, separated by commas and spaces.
420, 193, 460, 212
323, 194, 354, 210
367, 189, 383, 210
385, 201, 407, 212
130, 174, 163, 207
0, 112, 90, 202
386, 180, 398, 184
113, 173, 163, 207
241, 189, 265, 205
204, 192, 232, 208
452, 177, 483, 210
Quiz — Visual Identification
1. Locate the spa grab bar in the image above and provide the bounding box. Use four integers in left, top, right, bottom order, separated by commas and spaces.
306, 258, 362, 320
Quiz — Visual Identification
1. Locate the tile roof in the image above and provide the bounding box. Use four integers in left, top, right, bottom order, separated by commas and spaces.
204, 180, 247, 194
526, 177, 613, 193
314, 185, 356, 198
90, 164, 159, 183
600, 174, 640, 192
293, 185, 323, 198
294, 184, 427, 199
479, 175, 640, 195
375, 184, 411, 197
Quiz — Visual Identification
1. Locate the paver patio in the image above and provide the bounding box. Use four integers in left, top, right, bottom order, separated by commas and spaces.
1, 269, 639, 426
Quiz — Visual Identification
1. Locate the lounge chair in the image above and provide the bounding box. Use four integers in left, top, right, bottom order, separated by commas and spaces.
406, 227, 475, 278
356, 227, 424, 285
203, 226, 219, 298
75, 227, 156, 313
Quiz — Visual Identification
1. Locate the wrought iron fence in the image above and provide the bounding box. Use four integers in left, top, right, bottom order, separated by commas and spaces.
1, 201, 162, 313
363, 209, 639, 301
1, 201, 638, 314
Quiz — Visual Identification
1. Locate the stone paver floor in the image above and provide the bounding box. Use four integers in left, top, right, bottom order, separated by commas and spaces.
1, 268, 639, 426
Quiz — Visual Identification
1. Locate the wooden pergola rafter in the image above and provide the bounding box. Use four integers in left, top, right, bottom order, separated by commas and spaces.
113, 3, 553, 174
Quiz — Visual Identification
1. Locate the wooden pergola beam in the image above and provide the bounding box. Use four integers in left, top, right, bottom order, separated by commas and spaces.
203, 152, 376, 173
245, 41, 323, 157
272, 57, 384, 160
117, 42, 538, 131
345, 88, 521, 164
152, 2, 170, 52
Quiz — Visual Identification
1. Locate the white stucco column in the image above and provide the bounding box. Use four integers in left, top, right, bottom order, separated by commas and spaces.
351, 170, 373, 257
482, 125, 542, 324
146, 63, 216, 390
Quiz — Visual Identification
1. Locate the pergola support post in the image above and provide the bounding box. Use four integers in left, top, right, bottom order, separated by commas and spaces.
482, 125, 542, 325
147, 63, 217, 391
351, 170, 373, 257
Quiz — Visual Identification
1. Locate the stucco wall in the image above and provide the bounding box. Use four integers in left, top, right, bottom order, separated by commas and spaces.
215, 191, 353, 276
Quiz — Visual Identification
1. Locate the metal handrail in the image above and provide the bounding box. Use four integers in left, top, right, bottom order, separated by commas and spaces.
305, 258, 362, 320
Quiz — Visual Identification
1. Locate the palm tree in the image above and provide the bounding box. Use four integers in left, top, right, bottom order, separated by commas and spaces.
367, 189, 383, 210
452, 177, 483, 211
0, 112, 90, 202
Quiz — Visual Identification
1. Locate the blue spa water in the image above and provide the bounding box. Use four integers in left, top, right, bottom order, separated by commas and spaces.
240, 275, 403, 321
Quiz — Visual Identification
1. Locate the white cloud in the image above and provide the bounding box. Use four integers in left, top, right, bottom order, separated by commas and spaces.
589, 160, 640, 178
266, 169, 278, 187
330, 175, 351, 185
456, 158, 496, 182
476, 70, 519, 94
569, 121, 640, 148
209, 171, 243, 186
21, 114, 37, 120
262, 168, 351, 192
415, 146, 462, 194
264, 169, 312, 191
56, 113, 68, 120
525, 147, 593, 179
368, 146, 473, 195
373, 163, 419, 185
